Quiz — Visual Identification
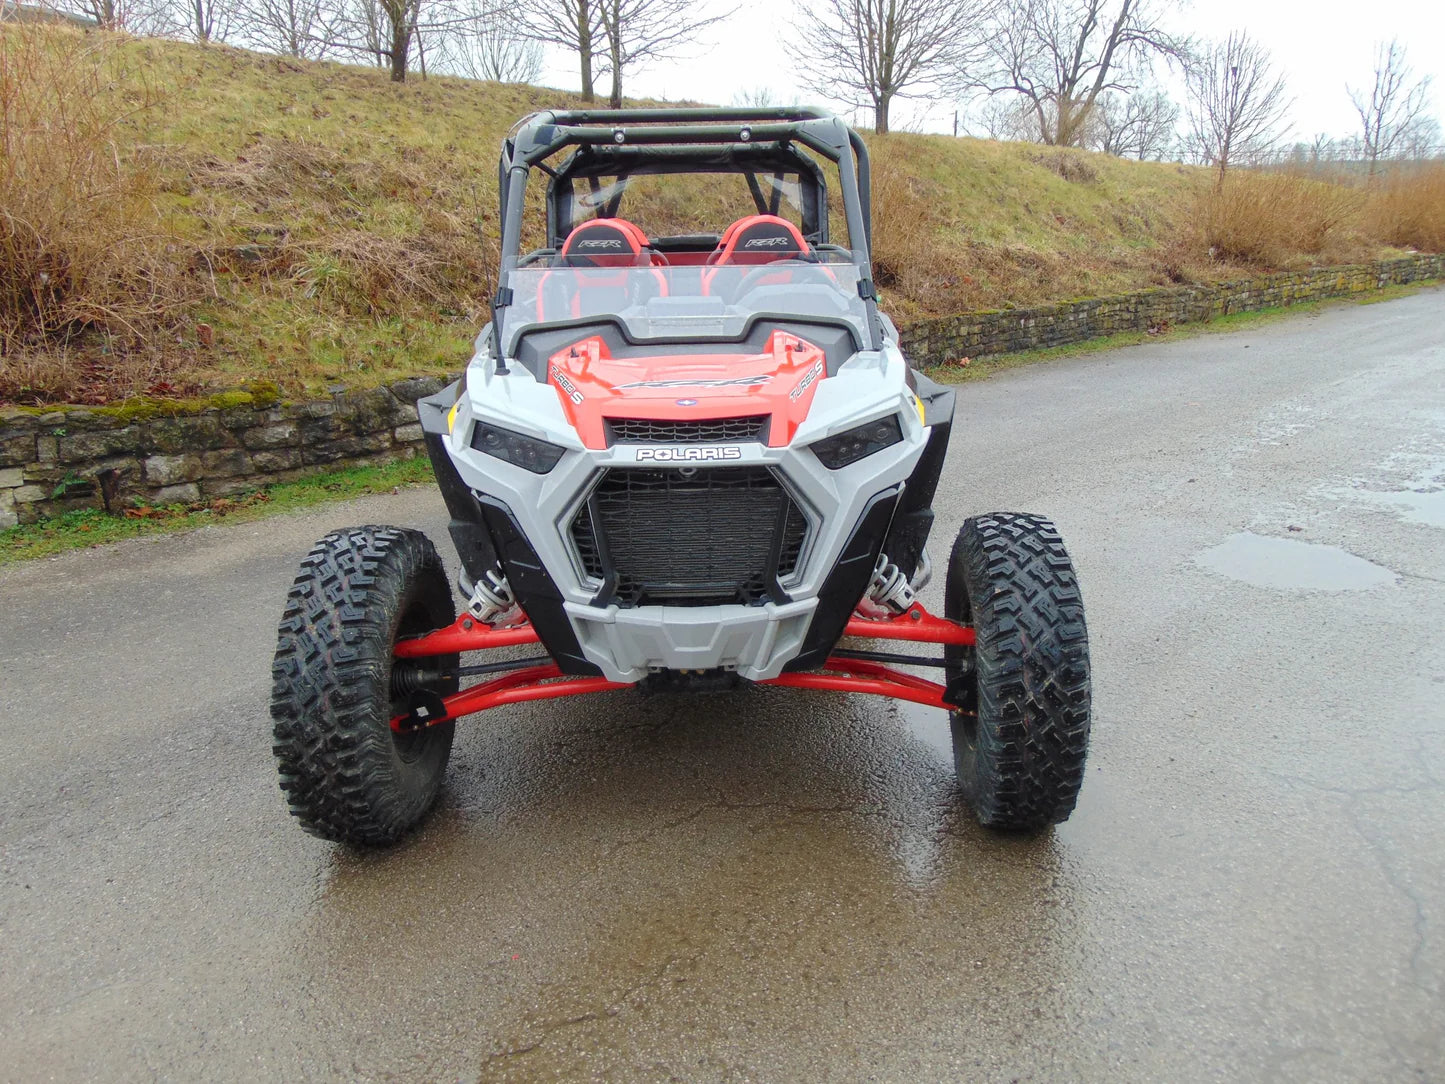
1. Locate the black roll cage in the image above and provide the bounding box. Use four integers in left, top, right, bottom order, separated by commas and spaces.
490, 107, 881, 357
546, 145, 832, 250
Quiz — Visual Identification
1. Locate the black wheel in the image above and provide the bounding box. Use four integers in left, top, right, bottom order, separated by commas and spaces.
944, 512, 1091, 831
270, 525, 459, 846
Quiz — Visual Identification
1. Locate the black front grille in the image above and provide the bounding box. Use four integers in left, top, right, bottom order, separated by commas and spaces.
571, 467, 808, 606
571, 501, 604, 579
605, 415, 769, 445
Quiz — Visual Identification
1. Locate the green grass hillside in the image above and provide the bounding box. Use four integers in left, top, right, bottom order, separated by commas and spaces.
1, 25, 1437, 405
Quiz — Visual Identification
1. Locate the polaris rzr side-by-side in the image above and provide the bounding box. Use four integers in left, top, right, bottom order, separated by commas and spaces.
269, 107, 1091, 846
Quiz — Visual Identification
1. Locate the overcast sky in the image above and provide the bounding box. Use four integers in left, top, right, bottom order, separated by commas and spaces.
534, 0, 1444, 146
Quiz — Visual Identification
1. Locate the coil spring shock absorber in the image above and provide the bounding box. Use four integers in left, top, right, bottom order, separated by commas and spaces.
865, 553, 917, 615
466, 566, 518, 625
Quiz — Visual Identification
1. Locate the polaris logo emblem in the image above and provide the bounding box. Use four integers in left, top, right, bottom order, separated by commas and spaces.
636, 446, 744, 462
576, 238, 625, 250
742, 236, 791, 249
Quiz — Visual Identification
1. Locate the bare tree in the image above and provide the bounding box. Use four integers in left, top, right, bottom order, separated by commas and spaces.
1090, 87, 1176, 159
1308, 131, 1341, 164
1184, 30, 1290, 178
971, 93, 1039, 141
515, 0, 605, 101
971, 0, 1182, 147
1396, 116, 1441, 162
177, 0, 232, 40
1349, 39, 1435, 176
731, 86, 778, 108
795, 0, 993, 135
233, 0, 335, 56
71, 0, 168, 30
73, 0, 122, 27
596, 0, 728, 110
441, 4, 543, 82
318, 0, 469, 81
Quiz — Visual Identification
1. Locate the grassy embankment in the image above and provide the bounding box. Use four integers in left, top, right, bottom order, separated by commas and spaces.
5, 24, 1442, 407
2, 25, 1442, 559
3, 280, 1434, 563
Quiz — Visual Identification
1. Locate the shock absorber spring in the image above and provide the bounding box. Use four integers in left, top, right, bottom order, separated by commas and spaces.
866, 553, 917, 615
467, 565, 518, 625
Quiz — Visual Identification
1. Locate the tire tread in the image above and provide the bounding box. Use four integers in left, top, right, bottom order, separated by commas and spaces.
947, 512, 1091, 830
269, 525, 455, 845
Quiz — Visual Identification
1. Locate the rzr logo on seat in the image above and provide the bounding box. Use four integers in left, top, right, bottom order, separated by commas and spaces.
635, 446, 744, 462
742, 236, 791, 249
577, 238, 626, 250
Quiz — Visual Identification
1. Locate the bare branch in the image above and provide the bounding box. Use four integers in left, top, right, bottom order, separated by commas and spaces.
429, 1, 543, 83
1349, 38, 1435, 175
794, 0, 996, 135
232, 0, 340, 58
513, 0, 605, 101
969, 0, 1185, 146
596, 0, 731, 109
1089, 87, 1177, 158
1184, 30, 1291, 178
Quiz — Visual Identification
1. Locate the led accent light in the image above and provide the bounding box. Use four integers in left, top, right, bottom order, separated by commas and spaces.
809, 415, 903, 470
470, 423, 565, 474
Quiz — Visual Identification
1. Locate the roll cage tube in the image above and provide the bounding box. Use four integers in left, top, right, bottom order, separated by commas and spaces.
545, 145, 832, 249
490, 108, 880, 363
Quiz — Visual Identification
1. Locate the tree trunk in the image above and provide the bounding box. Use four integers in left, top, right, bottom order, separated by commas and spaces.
875, 93, 890, 135
578, 4, 595, 102
606, 14, 622, 108
389, 20, 409, 82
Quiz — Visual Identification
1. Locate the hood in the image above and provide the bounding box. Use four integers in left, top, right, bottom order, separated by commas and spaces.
545, 329, 829, 450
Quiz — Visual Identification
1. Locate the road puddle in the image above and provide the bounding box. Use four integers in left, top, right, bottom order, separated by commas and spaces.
1348, 457, 1445, 529
1196, 532, 1396, 591
893, 697, 954, 765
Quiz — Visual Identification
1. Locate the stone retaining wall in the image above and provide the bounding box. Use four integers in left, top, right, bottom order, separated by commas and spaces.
2, 255, 1441, 528
0, 377, 449, 527
898, 254, 1444, 368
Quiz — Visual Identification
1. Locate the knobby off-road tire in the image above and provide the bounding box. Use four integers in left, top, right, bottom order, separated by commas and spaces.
944, 512, 1091, 831
270, 526, 459, 846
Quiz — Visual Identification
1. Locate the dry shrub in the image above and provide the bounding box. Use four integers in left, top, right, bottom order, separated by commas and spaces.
871, 155, 978, 312
1202, 170, 1365, 266
0, 24, 199, 400
187, 136, 495, 317
290, 227, 491, 318
870, 154, 931, 288
1365, 163, 1445, 251
1029, 148, 1098, 184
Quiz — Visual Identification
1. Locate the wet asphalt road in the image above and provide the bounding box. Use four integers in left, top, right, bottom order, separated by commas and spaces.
3, 290, 1444, 1082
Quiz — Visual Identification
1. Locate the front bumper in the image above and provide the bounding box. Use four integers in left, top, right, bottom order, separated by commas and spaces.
417, 354, 931, 683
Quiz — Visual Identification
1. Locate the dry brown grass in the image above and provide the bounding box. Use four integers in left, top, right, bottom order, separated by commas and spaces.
1366, 163, 1445, 252
1, 28, 1440, 406
0, 24, 207, 401
182, 137, 496, 317
1200, 169, 1369, 267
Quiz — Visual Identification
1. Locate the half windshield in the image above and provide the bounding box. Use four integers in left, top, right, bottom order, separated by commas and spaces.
502, 263, 869, 355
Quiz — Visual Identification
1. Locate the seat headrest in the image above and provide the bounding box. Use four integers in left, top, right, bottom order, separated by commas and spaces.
716, 215, 808, 265
559, 218, 650, 268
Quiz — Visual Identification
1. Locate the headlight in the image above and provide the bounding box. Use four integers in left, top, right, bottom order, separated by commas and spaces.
810, 415, 903, 469
470, 422, 565, 473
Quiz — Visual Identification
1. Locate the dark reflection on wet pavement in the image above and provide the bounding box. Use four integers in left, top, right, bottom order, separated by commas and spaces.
306, 686, 1077, 1079
3, 291, 1444, 1080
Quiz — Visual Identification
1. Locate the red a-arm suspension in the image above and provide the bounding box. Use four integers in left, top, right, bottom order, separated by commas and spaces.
389, 603, 975, 731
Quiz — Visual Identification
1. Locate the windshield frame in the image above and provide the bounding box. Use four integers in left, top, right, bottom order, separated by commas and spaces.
545, 147, 831, 252
501, 262, 870, 359
492, 109, 880, 355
